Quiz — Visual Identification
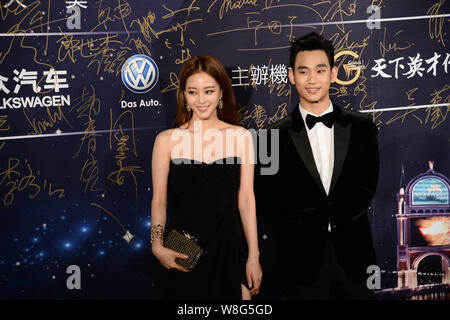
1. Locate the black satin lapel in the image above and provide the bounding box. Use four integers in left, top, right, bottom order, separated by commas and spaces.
288, 128, 327, 196
330, 119, 351, 193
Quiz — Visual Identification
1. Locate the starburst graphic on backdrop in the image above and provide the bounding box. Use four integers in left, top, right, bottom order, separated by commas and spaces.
416, 217, 450, 246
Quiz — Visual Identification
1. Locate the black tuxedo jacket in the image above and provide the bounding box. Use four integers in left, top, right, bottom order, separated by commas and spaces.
255, 103, 380, 286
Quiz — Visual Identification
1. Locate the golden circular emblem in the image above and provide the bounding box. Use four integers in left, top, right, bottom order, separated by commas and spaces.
335, 50, 361, 85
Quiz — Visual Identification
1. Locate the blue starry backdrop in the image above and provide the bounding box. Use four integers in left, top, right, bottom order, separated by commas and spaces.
0, 0, 449, 299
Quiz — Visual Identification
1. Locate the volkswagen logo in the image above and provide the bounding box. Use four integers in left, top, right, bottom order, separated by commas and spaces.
121, 54, 159, 93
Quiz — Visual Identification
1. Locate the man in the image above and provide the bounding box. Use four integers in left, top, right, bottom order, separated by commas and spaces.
256, 32, 380, 299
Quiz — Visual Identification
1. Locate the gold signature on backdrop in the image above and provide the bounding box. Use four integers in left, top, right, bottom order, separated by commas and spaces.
0, 157, 65, 207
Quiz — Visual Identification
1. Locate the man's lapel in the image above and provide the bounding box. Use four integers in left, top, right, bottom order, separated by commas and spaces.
287, 106, 327, 196
329, 106, 352, 193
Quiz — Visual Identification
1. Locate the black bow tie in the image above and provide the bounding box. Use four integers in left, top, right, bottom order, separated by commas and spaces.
305, 112, 334, 129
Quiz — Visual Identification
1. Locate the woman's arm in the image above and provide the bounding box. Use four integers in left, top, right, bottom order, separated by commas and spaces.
151, 131, 170, 249
151, 130, 189, 272
237, 129, 262, 294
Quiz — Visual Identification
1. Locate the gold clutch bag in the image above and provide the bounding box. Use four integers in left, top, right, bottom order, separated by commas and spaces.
163, 230, 203, 270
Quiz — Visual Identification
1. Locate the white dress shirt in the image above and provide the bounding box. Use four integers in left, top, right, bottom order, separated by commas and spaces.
299, 101, 335, 196
299, 102, 334, 232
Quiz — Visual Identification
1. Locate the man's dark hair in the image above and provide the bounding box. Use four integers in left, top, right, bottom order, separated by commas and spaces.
289, 32, 335, 70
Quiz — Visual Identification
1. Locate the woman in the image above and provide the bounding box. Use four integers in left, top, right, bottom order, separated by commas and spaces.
150, 55, 262, 299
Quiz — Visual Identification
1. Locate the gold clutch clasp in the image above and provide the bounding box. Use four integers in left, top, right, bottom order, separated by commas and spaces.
182, 230, 197, 242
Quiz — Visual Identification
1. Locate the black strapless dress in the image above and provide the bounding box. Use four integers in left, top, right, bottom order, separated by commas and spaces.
162, 157, 248, 300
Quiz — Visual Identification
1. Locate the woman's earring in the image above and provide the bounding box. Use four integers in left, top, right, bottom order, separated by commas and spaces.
218, 99, 223, 109
186, 105, 191, 112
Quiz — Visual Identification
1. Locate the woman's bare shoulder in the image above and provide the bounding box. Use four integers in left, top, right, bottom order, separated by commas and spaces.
154, 128, 186, 154
155, 127, 189, 141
